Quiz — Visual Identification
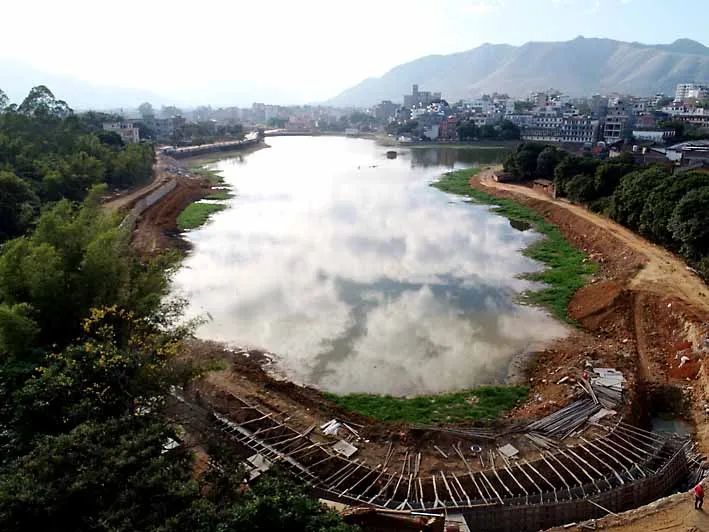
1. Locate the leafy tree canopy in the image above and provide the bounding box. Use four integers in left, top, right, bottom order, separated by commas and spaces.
0, 86, 154, 242
669, 185, 709, 260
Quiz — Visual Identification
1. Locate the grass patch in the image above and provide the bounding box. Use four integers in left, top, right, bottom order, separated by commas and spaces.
432, 168, 597, 323
177, 202, 226, 230
189, 165, 225, 185
325, 386, 528, 424
205, 189, 234, 200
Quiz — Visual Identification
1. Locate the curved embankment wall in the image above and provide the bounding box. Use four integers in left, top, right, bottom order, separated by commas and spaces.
119, 178, 178, 233
459, 444, 687, 532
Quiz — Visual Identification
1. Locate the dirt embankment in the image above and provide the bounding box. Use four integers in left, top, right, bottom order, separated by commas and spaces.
547, 490, 708, 531
474, 168, 709, 530
474, 168, 709, 441
114, 154, 213, 256
131, 176, 209, 255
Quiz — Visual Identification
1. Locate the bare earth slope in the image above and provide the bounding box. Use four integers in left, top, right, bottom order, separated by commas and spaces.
473, 169, 709, 531
477, 169, 709, 310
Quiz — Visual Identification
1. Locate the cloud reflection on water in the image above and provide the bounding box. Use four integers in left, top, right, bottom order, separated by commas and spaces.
171, 137, 567, 395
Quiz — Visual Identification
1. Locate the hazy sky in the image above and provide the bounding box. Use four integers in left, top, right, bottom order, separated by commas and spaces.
2, 0, 708, 105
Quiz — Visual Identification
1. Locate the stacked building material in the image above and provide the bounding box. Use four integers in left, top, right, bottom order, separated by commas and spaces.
526, 398, 601, 439
590, 368, 625, 408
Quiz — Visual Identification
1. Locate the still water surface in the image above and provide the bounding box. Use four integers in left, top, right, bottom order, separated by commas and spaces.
171, 137, 566, 395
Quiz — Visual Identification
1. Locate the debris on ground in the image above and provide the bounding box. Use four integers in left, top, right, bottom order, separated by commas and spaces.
333, 439, 358, 458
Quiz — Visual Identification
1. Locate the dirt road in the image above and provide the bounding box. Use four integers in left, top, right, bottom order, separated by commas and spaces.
478, 168, 709, 313
103, 153, 194, 213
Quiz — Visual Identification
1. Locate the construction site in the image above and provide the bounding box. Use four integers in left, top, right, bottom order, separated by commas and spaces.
114, 150, 709, 531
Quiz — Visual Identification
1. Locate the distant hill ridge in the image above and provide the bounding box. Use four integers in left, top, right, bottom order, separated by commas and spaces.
328, 37, 709, 107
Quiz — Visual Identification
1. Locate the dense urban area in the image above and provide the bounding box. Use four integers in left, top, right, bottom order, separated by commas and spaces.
1, 62, 709, 531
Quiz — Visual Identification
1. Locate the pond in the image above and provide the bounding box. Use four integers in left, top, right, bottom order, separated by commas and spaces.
171, 136, 567, 395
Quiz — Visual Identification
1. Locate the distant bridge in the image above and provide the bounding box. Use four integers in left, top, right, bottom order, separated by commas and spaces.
162, 131, 262, 159
263, 129, 320, 137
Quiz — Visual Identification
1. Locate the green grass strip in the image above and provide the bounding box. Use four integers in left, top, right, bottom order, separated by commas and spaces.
325, 386, 528, 424
177, 202, 226, 230
205, 189, 234, 200
432, 168, 597, 323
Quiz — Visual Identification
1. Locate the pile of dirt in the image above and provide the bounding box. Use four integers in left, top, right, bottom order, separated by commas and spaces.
569, 281, 625, 322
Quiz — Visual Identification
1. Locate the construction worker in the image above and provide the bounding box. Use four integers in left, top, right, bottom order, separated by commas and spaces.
693, 481, 704, 510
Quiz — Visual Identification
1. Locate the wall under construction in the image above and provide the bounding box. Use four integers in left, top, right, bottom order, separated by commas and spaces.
461, 444, 688, 531
170, 392, 690, 532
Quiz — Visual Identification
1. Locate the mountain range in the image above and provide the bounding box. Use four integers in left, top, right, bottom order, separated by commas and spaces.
328, 37, 709, 107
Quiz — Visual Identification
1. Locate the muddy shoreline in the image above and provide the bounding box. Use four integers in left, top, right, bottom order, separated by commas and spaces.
133, 156, 708, 432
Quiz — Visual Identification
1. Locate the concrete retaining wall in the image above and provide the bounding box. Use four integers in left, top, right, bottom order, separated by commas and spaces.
120, 178, 177, 233
462, 444, 688, 532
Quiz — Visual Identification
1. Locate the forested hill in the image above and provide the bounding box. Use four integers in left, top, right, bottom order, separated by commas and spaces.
329, 37, 709, 106
0, 85, 153, 241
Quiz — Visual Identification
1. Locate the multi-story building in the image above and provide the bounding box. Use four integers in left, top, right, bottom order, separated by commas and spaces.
660, 104, 709, 127
403, 84, 441, 108
520, 114, 563, 142
674, 83, 709, 102
602, 101, 633, 143
374, 100, 398, 122
559, 117, 599, 144
102, 122, 140, 144
438, 115, 459, 141
590, 94, 609, 118
631, 129, 676, 143
153, 116, 187, 140
520, 115, 598, 144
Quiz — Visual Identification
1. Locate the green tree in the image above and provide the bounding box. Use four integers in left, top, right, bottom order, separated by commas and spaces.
161, 105, 182, 118
639, 172, 709, 246
457, 120, 478, 141
505, 142, 547, 178
0, 303, 39, 357
0, 89, 8, 112
138, 102, 155, 120
593, 154, 635, 197
669, 186, 709, 260
0, 415, 197, 532
77, 111, 124, 132
0, 171, 39, 241
17, 86, 71, 119
498, 119, 521, 140
536, 146, 565, 178
610, 167, 670, 229
565, 174, 598, 203
0, 190, 154, 347
553, 155, 599, 197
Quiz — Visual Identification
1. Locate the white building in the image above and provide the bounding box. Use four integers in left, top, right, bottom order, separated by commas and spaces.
632, 129, 676, 143
102, 122, 140, 144
423, 124, 440, 140
674, 83, 709, 102
520, 115, 598, 144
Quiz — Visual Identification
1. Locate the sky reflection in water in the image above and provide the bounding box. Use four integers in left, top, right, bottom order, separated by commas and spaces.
171, 137, 567, 395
